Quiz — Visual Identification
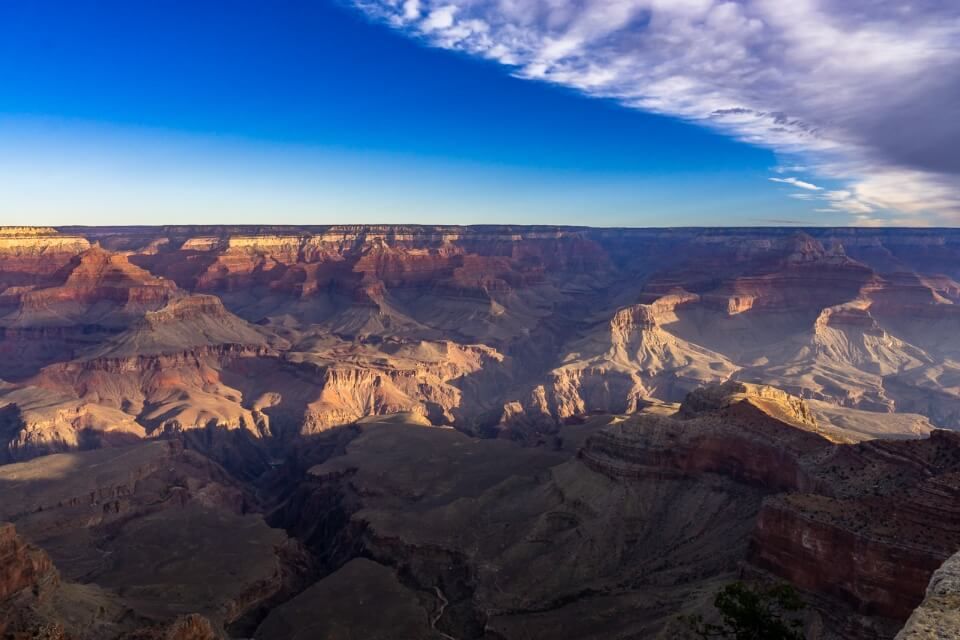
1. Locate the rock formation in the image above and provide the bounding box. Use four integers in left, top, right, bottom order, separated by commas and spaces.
896, 551, 960, 639
749, 428, 960, 622
254, 386, 957, 639
1, 225, 959, 454
0, 440, 310, 638
1, 224, 960, 639
0, 519, 226, 640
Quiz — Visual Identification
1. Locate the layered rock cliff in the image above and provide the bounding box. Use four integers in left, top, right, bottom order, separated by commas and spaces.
0, 522, 58, 602
557, 385, 958, 636
1, 225, 958, 453
749, 429, 960, 622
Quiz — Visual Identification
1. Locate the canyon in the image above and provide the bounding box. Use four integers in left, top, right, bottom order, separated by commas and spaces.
1, 225, 959, 638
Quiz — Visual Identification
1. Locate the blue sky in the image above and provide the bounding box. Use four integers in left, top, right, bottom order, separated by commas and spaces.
1, 0, 955, 226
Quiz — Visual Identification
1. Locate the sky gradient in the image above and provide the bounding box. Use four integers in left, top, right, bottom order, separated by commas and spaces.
1, 1, 956, 226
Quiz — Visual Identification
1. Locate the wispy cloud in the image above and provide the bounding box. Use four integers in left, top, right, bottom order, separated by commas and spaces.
772, 165, 808, 175
770, 177, 822, 191
751, 218, 808, 225
353, 0, 960, 223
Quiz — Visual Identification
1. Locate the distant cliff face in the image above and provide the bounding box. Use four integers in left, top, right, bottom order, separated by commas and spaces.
0, 224, 958, 458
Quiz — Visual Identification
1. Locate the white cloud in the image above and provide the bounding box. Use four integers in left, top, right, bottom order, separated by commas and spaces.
351, 0, 960, 223
772, 165, 808, 174
402, 0, 420, 22
770, 177, 822, 191
421, 5, 457, 31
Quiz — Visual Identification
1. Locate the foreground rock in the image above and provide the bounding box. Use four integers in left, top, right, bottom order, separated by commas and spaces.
262, 385, 958, 639
896, 551, 960, 639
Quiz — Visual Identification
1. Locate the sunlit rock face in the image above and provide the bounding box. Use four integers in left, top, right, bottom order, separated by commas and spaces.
1, 225, 959, 459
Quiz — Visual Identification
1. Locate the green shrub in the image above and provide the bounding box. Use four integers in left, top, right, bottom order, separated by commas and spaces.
683, 581, 804, 640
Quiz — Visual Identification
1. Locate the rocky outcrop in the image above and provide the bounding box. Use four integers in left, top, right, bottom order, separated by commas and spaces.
0, 228, 91, 283
0, 522, 63, 639
505, 290, 736, 429
581, 383, 827, 490
120, 615, 220, 640
749, 429, 960, 625
14, 246, 177, 324
896, 551, 960, 639
679, 380, 819, 430
0, 441, 246, 529
694, 234, 874, 315
751, 495, 948, 621
0, 391, 146, 462
294, 340, 505, 433
0, 523, 58, 602
0, 343, 273, 462
89, 293, 274, 358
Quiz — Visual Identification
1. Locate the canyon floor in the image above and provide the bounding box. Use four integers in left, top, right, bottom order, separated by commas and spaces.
1, 225, 959, 638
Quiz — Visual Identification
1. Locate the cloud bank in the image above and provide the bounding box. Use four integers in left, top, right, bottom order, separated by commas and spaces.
351, 0, 960, 223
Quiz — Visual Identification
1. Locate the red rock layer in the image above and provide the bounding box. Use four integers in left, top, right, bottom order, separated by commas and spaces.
0, 522, 58, 602
749, 430, 960, 622
580, 391, 827, 492
751, 497, 948, 620
17, 246, 176, 315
